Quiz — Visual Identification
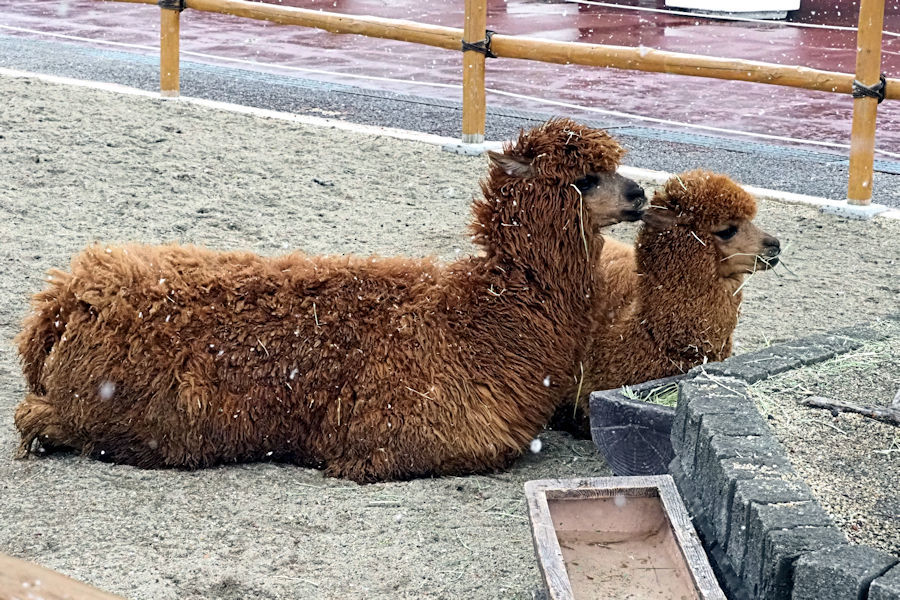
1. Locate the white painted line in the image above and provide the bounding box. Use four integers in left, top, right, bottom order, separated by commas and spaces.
183, 96, 457, 146
744, 184, 847, 210
0, 66, 455, 146
618, 165, 669, 186
0, 66, 159, 98
1, 67, 897, 220
820, 202, 890, 220
744, 186, 895, 220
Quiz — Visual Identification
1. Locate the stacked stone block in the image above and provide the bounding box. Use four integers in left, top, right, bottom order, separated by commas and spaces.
666, 321, 900, 599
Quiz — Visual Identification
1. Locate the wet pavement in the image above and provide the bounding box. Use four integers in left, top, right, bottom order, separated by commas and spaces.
1, 0, 898, 152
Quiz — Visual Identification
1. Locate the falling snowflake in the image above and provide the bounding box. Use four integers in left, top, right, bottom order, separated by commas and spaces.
99, 381, 116, 400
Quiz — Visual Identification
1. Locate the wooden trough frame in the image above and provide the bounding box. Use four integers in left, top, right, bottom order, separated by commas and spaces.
99, 0, 895, 204
0, 553, 126, 600
525, 476, 725, 599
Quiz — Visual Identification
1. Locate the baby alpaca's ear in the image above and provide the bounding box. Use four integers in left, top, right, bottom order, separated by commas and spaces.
641, 207, 677, 231
487, 150, 534, 178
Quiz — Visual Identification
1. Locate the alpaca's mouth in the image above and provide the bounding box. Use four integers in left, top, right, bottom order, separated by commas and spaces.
755, 245, 781, 270
621, 195, 648, 222
621, 208, 646, 222
756, 254, 779, 270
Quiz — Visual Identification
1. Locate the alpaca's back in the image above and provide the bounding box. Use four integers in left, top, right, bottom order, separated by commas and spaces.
17, 244, 465, 467
17, 244, 541, 475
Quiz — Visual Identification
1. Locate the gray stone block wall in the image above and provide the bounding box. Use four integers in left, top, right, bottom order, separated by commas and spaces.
793, 546, 898, 600
761, 527, 847, 600
872, 565, 900, 600
666, 321, 900, 600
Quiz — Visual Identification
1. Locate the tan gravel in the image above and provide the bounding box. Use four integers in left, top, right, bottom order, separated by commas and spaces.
1, 74, 898, 598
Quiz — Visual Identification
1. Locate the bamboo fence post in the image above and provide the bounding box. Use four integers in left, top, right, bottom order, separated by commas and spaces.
461, 0, 488, 144
159, 0, 183, 97
847, 0, 886, 205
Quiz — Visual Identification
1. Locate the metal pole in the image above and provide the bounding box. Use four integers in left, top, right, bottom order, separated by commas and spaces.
847, 0, 886, 205
461, 0, 487, 144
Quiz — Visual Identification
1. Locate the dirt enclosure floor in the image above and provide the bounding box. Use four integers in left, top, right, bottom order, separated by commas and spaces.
0, 75, 898, 599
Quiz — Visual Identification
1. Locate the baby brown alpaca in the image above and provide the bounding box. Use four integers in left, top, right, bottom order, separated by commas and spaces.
15, 118, 646, 483
558, 170, 780, 431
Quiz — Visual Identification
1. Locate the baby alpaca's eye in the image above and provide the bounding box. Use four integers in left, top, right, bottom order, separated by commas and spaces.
574, 174, 599, 192
714, 225, 739, 241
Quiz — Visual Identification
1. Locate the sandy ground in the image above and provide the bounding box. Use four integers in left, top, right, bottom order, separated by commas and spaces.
0, 75, 898, 599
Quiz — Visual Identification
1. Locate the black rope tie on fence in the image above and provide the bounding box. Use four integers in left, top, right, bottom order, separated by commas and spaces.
158, 0, 185, 11
852, 74, 887, 104
462, 30, 497, 58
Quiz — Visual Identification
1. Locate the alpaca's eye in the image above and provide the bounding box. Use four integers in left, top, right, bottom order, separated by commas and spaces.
574, 174, 599, 192
714, 225, 739, 241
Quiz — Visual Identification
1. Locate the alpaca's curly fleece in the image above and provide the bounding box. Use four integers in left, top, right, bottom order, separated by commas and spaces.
15, 118, 626, 483
590, 170, 762, 389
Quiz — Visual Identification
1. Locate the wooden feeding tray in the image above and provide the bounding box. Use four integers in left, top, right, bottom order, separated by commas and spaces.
525, 476, 724, 600
0, 553, 126, 600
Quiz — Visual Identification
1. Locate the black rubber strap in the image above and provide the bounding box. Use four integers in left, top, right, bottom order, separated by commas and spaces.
158, 0, 185, 11
462, 30, 497, 58
852, 74, 887, 104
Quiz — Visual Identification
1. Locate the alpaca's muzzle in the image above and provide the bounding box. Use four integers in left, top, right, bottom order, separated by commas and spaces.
758, 235, 781, 268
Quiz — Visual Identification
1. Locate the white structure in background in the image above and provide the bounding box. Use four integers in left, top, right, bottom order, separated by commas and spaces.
664, 0, 801, 20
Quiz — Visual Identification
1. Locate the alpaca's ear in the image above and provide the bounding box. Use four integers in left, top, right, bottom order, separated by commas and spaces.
641, 208, 677, 231
488, 150, 534, 178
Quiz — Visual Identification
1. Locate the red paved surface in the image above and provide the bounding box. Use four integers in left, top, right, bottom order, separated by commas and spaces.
2, 0, 899, 153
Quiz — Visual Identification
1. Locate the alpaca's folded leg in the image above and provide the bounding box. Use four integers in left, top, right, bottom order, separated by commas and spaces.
324, 447, 418, 484
324, 455, 389, 484
14, 394, 76, 458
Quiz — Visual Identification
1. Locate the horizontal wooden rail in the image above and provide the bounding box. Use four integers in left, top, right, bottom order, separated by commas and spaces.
187, 0, 463, 50
145, 0, 900, 100
491, 35, 899, 100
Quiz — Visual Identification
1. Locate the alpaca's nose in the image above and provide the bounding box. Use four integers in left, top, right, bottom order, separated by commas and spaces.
760, 235, 781, 267
625, 181, 647, 208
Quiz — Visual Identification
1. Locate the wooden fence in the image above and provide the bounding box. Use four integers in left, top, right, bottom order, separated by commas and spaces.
107, 0, 896, 205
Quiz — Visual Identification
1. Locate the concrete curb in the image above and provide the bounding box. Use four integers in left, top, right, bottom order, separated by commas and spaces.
666, 317, 900, 599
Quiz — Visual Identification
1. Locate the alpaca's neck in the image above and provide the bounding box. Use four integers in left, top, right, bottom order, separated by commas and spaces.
632, 230, 742, 365
471, 177, 599, 302
455, 177, 602, 419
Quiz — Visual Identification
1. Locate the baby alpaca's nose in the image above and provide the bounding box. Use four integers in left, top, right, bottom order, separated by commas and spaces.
625, 181, 647, 208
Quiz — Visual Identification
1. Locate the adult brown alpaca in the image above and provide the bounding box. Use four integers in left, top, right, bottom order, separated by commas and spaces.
14, 118, 646, 483
558, 170, 780, 432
